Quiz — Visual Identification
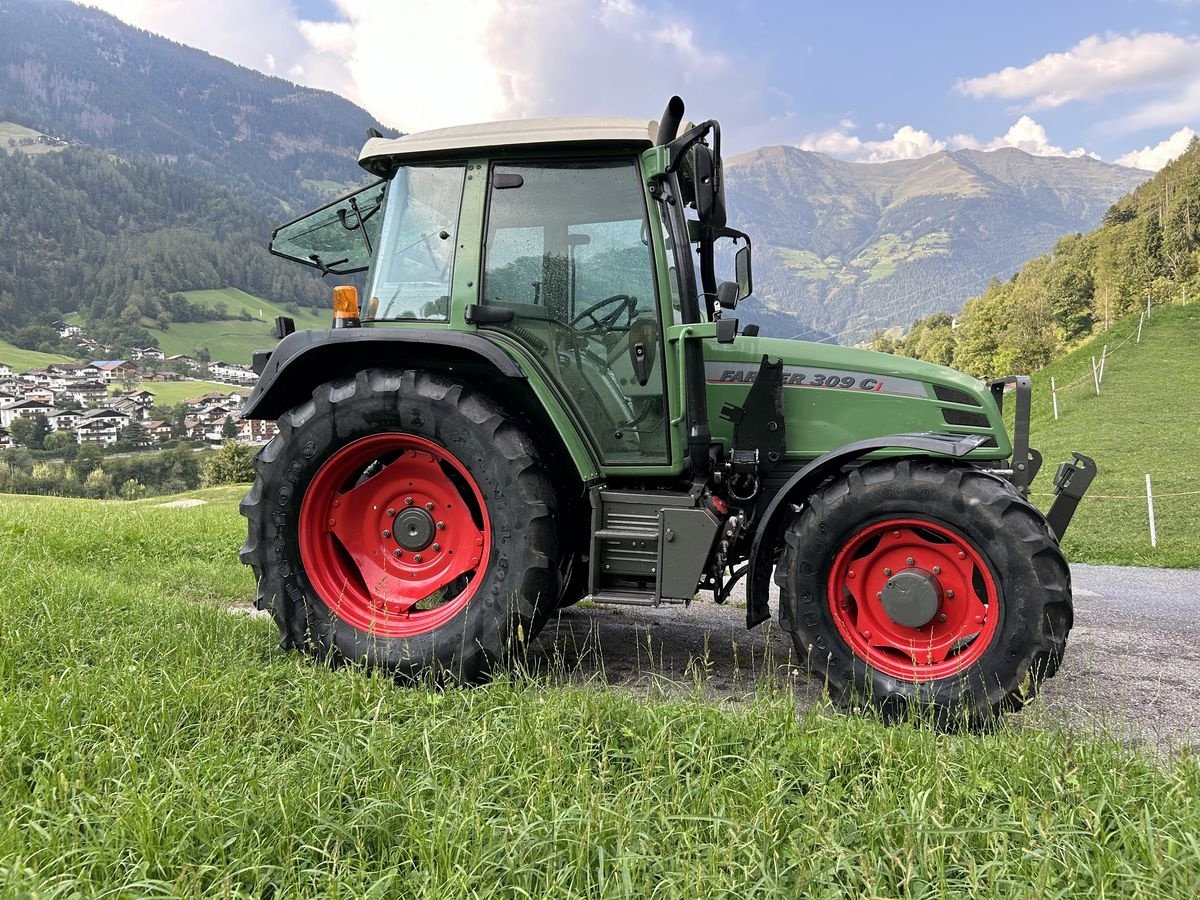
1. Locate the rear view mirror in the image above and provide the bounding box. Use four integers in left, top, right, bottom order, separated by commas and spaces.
692, 144, 727, 230
735, 244, 752, 301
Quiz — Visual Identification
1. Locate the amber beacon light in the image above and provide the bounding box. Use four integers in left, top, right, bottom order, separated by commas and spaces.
332, 285, 361, 328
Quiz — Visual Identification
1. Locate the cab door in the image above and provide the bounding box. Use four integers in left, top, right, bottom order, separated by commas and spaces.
479, 158, 669, 464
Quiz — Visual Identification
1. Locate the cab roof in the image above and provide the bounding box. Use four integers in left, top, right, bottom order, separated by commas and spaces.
358, 116, 659, 175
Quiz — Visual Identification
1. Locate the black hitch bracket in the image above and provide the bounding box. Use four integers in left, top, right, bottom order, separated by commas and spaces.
1045, 452, 1097, 541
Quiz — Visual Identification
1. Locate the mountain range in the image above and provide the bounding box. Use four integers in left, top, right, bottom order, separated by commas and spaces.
0, 0, 1156, 356
725, 146, 1148, 341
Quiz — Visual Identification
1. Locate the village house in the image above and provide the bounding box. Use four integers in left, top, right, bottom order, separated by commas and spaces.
0, 397, 57, 429
89, 360, 140, 385
144, 420, 174, 442
208, 360, 258, 385
0, 364, 11, 378
46, 410, 81, 433
75, 408, 132, 446
61, 380, 108, 407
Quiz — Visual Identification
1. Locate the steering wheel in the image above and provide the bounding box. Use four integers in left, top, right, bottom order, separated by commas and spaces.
569, 294, 637, 331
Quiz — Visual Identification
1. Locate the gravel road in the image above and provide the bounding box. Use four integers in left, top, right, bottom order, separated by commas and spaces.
529, 563, 1200, 752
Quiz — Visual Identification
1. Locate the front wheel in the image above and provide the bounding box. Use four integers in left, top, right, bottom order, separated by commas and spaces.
777, 459, 1072, 727
239, 368, 561, 682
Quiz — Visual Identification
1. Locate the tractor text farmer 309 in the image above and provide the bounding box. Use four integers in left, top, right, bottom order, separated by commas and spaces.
239, 96, 1096, 725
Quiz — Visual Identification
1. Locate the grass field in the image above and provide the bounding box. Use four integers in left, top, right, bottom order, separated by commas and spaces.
0, 121, 67, 157
0, 338, 75, 370
148, 289, 325, 364
1023, 303, 1199, 567
0, 489, 1198, 897
121, 379, 248, 407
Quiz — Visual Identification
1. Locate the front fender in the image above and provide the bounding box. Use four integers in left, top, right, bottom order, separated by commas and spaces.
242, 328, 525, 420
745, 432, 988, 630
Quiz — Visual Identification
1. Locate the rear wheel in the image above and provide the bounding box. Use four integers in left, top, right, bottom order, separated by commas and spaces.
777, 459, 1071, 727
240, 368, 561, 682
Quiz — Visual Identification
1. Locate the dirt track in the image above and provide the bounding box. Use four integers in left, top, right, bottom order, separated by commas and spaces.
527, 563, 1200, 753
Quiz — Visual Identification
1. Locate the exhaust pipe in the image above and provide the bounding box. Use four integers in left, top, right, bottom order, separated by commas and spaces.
656, 96, 685, 146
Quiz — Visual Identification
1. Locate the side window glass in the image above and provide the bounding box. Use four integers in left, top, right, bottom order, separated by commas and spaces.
366, 165, 465, 321
482, 160, 668, 463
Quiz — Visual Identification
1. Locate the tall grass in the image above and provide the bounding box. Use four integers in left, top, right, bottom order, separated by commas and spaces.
0, 491, 1198, 897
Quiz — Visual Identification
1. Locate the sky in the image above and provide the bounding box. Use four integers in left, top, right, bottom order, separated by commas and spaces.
83, 0, 1200, 170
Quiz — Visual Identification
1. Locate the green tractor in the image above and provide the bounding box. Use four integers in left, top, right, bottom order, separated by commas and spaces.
240, 97, 1095, 724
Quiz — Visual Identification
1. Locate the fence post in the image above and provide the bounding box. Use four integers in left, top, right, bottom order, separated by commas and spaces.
1146, 474, 1157, 548
1098, 344, 1108, 384
1051, 376, 1059, 420
1091, 356, 1100, 395
1137, 312, 1145, 343
1147, 293, 1151, 319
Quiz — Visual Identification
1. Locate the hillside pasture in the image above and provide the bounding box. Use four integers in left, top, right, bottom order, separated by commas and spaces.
1025, 303, 1199, 567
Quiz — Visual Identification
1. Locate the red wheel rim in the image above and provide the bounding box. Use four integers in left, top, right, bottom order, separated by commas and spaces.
827, 518, 999, 680
298, 433, 490, 638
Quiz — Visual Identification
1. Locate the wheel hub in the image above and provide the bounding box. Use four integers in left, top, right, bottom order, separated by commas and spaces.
393, 507, 435, 551
880, 568, 941, 628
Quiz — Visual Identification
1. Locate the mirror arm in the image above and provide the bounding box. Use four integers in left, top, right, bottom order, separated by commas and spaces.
664, 119, 718, 173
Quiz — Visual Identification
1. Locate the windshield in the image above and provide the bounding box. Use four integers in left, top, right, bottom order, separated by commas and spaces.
269, 181, 386, 274
365, 164, 467, 322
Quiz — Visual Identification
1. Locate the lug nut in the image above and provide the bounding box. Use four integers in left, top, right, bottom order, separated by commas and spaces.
876, 591, 883, 600
436, 521, 445, 530
932, 566, 941, 575
862, 630, 872, 640
328, 518, 336, 527
425, 501, 435, 511
432, 542, 441, 551
906, 557, 914, 566
847, 570, 855, 579
405, 497, 414, 506
382, 529, 391, 538
393, 549, 402, 558
958, 551, 966, 560
947, 590, 955, 599
938, 613, 947, 622
386, 507, 396, 517
414, 553, 423, 563
883, 567, 892, 576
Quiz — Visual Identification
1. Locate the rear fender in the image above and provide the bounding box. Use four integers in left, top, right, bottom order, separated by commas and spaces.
241, 328, 597, 480
745, 432, 988, 630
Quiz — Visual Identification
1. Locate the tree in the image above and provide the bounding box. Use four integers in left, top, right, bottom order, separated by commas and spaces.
8, 417, 37, 448
119, 367, 140, 392
202, 439, 255, 486
8, 414, 49, 450
119, 420, 150, 449
44, 429, 79, 460
75, 442, 104, 479
221, 415, 238, 440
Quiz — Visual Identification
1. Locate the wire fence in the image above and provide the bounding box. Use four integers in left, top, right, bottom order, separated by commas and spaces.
1033, 293, 1197, 551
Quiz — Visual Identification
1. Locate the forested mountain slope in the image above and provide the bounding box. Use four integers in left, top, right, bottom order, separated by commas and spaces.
0, 145, 326, 352
0, 0, 383, 212
877, 137, 1200, 377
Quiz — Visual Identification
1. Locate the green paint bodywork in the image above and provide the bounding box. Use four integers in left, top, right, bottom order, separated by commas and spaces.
346, 149, 1012, 481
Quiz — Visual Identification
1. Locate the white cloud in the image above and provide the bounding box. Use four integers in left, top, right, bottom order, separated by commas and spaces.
957, 32, 1200, 111
952, 116, 1094, 158
1115, 126, 1199, 170
799, 125, 945, 162
86, 0, 765, 137
800, 116, 1094, 163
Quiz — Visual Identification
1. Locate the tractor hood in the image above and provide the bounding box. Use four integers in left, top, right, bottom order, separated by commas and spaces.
700, 333, 1012, 461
